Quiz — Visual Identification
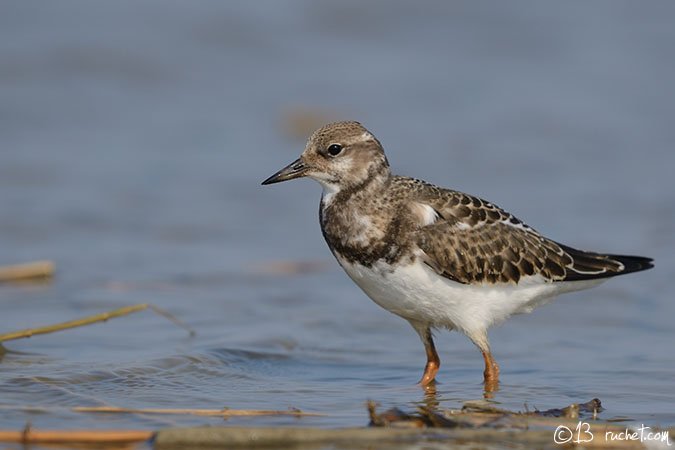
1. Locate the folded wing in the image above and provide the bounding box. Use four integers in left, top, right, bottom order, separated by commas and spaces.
404, 181, 652, 285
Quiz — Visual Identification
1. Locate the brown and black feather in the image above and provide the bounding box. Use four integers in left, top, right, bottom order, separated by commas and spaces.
398, 177, 653, 285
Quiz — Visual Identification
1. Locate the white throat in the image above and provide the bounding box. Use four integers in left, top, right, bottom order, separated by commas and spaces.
318, 180, 341, 206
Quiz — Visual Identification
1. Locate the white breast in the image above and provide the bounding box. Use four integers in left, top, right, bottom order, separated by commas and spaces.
336, 255, 603, 337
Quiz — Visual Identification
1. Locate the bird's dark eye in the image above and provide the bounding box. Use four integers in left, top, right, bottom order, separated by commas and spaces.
327, 144, 343, 156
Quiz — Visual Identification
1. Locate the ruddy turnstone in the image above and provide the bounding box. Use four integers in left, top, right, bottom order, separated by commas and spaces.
262, 121, 653, 390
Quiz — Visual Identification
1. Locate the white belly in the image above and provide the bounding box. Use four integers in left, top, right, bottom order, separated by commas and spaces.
337, 256, 603, 336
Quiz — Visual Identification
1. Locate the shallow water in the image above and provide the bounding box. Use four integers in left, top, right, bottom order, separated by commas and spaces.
1, 0, 674, 440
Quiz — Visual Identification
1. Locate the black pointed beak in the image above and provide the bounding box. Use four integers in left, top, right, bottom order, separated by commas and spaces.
261, 158, 308, 185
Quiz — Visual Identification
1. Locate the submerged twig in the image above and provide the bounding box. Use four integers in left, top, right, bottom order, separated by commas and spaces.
147, 304, 195, 336
0, 260, 54, 283
0, 404, 320, 418
0, 303, 194, 342
73, 406, 321, 417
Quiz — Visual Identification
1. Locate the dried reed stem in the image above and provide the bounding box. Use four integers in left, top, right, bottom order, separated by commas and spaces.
0, 428, 153, 444
0, 260, 54, 282
0, 303, 194, 342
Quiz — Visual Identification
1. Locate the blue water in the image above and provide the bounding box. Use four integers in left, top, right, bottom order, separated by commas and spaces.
1, 0, 674, 438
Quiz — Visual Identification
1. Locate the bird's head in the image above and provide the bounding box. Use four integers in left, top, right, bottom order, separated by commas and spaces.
261, 121, 390, 195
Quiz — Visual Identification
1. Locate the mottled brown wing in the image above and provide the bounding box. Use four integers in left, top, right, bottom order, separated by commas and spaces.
415, 217, 573, 284
392, 177, 650, 284
405, 183, 612, 284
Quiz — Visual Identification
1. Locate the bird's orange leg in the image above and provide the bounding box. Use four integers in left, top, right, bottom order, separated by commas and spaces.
481, 349, 500, 392
417, 327, 440, 386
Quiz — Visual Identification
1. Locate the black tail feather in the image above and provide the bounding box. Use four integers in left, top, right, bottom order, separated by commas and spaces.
557, 243, 654, 282
610, 254, 655, 275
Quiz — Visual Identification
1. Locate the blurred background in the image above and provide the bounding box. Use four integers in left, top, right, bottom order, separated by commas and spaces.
1, 0, 673, 431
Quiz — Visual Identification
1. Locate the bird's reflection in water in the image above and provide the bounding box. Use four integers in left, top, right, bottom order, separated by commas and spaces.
421, 381, 440, 410
418, 378, 500, 414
